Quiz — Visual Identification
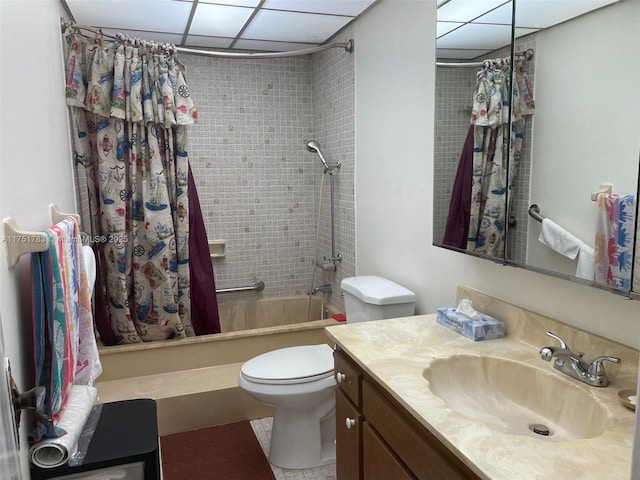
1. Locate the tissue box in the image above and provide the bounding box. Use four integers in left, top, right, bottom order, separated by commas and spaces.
436, 308, 505, 341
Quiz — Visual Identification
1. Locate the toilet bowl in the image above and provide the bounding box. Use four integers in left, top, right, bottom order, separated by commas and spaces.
238, 344, 337, 469
238, 276, 416, 469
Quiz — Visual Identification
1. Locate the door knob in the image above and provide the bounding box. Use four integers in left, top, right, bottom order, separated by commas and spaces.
345, 417, 356, 429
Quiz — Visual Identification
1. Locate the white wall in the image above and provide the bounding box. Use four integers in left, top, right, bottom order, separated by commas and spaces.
526, 1, 640, 274
0, 0, 74, 473
355, 2, 640, 473
354, 0, 640, 349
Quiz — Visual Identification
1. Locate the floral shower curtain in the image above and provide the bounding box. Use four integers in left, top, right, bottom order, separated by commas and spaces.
63, 28, 220, 343
466, 59, 535, 257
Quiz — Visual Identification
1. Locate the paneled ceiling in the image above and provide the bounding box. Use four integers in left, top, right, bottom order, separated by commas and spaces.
62, 0, 620, 56
437, 0, 620, 59
62, 0, 378, 52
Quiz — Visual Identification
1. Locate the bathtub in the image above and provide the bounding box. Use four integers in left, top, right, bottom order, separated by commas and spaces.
96, 295, 340, 434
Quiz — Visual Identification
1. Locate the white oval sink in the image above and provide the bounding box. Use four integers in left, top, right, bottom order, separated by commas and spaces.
423, 355, 610, 441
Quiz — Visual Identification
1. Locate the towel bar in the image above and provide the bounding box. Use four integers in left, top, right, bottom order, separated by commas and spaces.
528, 204, 545, 223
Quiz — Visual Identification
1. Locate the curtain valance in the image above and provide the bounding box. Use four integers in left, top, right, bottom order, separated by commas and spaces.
63, 32, 197, 127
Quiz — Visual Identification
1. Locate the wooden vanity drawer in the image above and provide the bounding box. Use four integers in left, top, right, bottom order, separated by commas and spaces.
362, 380, 479, 480
363, 422, 417, 480
334, 349, 362, 406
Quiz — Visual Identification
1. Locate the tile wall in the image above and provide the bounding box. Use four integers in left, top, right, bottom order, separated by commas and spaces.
433, 35, 536, 265
182, 24, 355, 312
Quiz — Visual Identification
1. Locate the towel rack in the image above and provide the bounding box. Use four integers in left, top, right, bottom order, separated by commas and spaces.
3, 204, 80, 268
528, 204, 545, 223
591, 183, 613, 201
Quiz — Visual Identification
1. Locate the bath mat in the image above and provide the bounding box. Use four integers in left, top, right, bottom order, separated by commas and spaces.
160, 421, 276, 480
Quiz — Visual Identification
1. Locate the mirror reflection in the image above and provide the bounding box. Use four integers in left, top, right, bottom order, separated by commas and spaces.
433, 0, 640, 296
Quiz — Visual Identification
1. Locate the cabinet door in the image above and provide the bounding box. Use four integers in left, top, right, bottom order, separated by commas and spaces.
363, 423, 416, 480
334, 349, 362, 406
336, 388, 362, 480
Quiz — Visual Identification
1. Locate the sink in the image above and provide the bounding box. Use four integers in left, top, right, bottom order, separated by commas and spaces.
423, 355, 610, 441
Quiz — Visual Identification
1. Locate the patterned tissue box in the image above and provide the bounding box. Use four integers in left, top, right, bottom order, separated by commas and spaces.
436, 307, 505, 341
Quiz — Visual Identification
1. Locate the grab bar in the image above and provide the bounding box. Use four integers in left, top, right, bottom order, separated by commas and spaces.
216, 280, 265, 294
528, 204, 545, 223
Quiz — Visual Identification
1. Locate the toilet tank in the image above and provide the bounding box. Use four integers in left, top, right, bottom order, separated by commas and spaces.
340, 276, 416, 323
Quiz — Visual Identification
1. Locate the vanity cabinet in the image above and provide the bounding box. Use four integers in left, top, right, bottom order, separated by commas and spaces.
334, 348, 480, 480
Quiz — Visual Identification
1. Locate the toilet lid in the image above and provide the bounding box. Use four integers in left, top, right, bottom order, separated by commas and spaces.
240, 344, 334, 385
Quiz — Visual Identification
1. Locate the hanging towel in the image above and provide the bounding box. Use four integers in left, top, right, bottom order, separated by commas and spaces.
576, 243, 595, 281
31, 218, 102, 442
538, 218, 582, 259
594, 194, 635, 289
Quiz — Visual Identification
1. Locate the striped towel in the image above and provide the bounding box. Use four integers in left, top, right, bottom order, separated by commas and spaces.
594, 194, 635, 289
31, 218, 102, 441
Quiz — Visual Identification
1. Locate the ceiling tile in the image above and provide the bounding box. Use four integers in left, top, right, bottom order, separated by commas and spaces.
199, 0, 261, 6
66, 0, 193, 33
233, 39, 319, 52
437, 23, 512, 51
241, 10, 352, 43
437, 48, 493, 60
189, 3, 254, 37
473, 2, 512, 25
263, 0, 375, 16
437, 21, 464, 38
438, 0, 510, 23
98, 28, 185, 45
513, 0, 619, 29
184, 36, 234, 49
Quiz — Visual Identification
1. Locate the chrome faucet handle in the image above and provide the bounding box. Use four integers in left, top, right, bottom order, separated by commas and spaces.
545, 331, 569, 350
587, 356, 621, 377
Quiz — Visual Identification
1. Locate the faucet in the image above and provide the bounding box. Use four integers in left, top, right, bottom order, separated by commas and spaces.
539, 331, 620, 387
311, 284, 332, 295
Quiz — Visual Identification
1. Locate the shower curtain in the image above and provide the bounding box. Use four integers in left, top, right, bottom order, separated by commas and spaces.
63, 29, 221, 343
445, 58, 534, 257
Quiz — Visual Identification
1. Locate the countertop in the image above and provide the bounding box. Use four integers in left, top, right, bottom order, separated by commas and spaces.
325, 311, 638, 480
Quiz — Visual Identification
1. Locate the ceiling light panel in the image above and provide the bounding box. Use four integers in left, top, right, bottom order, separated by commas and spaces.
184, 36, 234, 49
437, 21, 464, 38
437, 48, 493, 60
438, 0, 509, 23
99, 28, 185, 44
190, 3, 254, 37
241, 10, 352, 43
199, 0, 261, 6
513, 0, 619, 29
263, 0, 375, 16
233, 39, 319, 52
473, 2, 512, 25
437, 23, 512, 51
66, 0, 192, 33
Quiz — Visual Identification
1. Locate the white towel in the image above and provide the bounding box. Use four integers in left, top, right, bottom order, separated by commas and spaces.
81, 245, 96, 297
576, 244, 595, 281
538, 218, 582, 259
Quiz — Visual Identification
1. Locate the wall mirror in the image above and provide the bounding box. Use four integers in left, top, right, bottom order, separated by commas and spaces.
433, 0, 640, 297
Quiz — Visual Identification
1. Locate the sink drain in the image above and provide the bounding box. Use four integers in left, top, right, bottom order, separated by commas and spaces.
529, 423, 552, 436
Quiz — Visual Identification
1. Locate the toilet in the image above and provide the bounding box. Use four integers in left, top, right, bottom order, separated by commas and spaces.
238, 275, 416, 469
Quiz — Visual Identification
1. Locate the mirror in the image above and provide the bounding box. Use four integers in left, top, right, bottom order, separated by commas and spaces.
433, 0, 640, 296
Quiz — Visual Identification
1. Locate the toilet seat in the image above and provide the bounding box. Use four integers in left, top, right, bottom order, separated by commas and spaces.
240, 344, 334, 385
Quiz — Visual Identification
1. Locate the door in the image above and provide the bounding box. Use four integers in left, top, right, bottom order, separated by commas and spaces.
0, 314, 24, 479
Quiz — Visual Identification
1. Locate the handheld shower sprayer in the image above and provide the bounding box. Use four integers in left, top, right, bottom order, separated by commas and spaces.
306, 140, 340, 174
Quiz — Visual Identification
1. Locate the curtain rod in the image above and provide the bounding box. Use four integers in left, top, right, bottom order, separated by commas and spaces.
61, 20, 353, 59
437, 48, 534, 67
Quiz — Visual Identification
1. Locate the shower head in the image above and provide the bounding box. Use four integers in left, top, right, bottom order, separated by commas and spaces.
306, 140, 330, 172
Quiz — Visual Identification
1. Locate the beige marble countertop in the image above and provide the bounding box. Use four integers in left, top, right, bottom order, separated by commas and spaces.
325, 311, 638, 480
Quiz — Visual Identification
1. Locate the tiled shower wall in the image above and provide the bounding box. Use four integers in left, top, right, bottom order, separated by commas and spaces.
181, 24, 355, 311
433, 36, 536, 265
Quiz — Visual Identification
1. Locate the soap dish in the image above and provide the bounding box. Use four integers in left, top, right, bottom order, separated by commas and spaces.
618, 389, 637, 411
